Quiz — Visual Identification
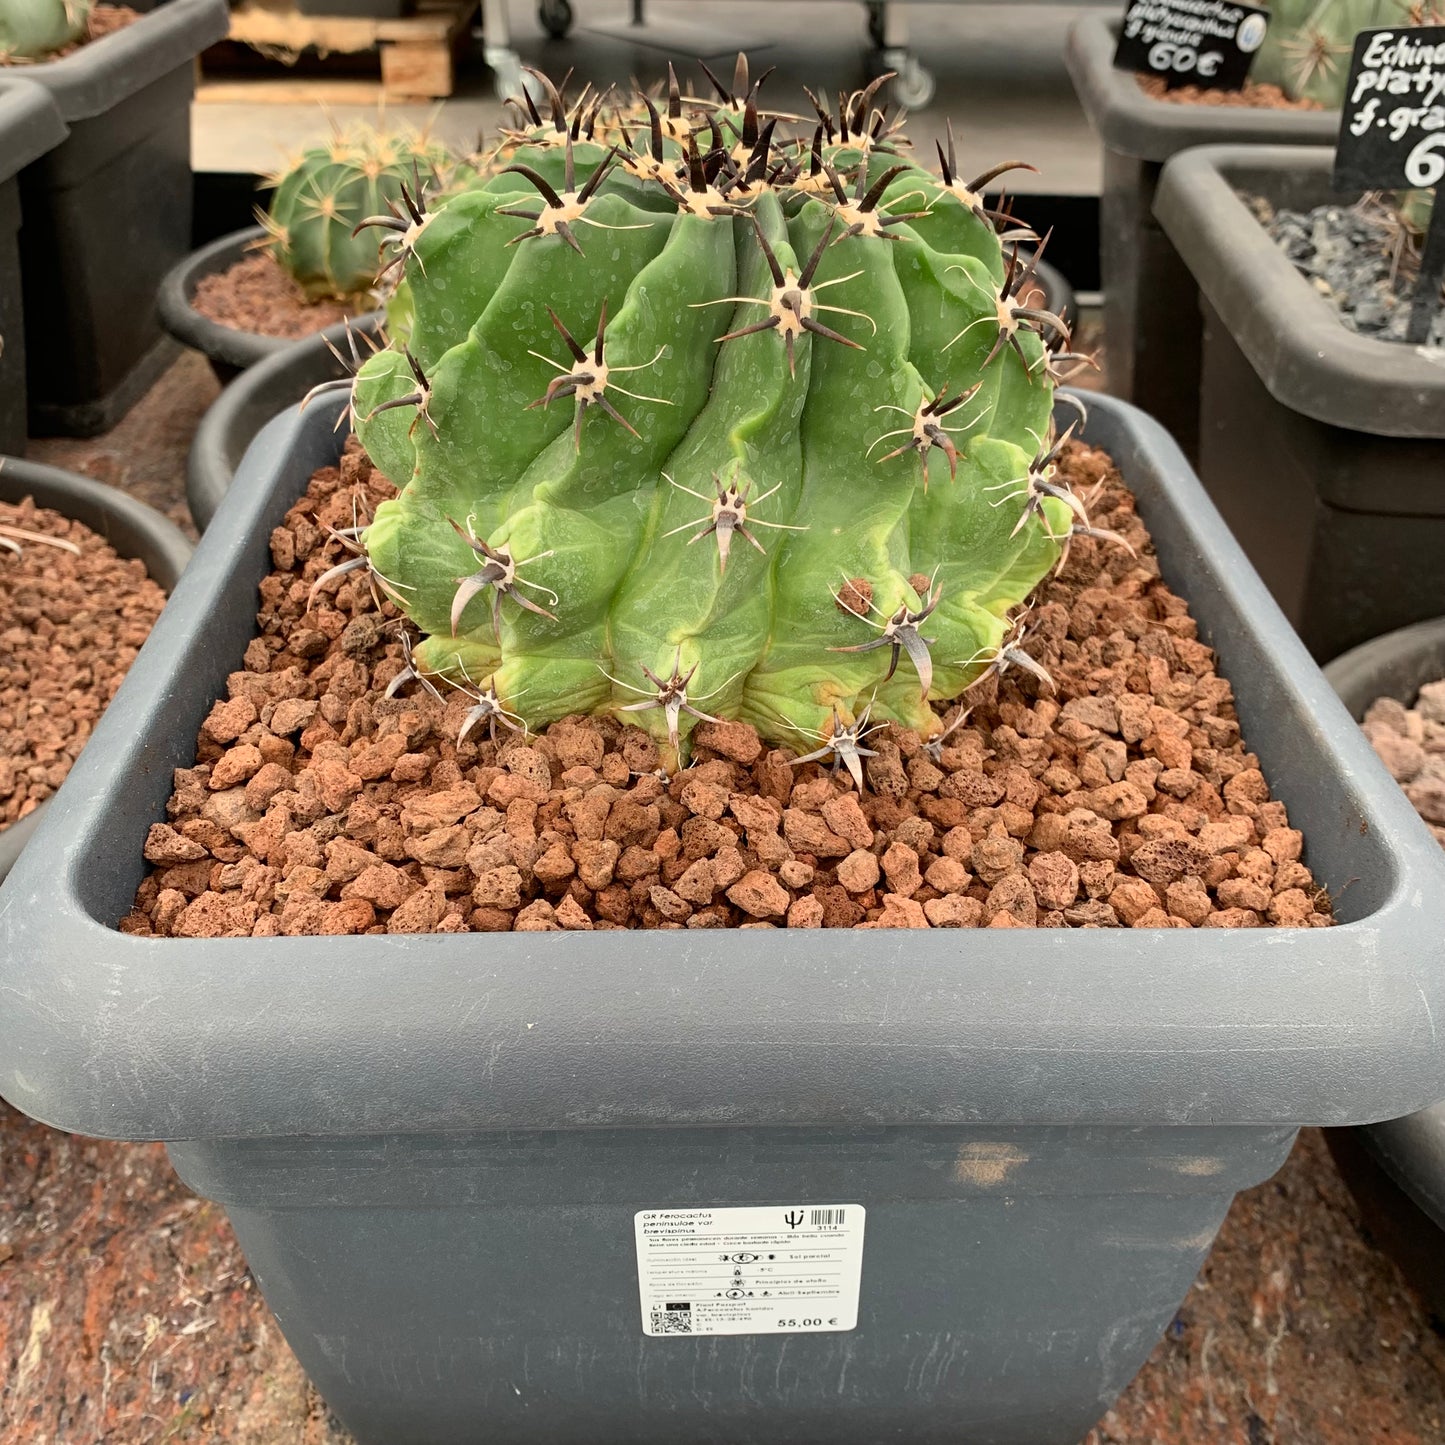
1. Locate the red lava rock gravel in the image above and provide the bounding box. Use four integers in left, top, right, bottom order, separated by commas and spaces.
1137, 76, 1324, 110
190, 253, 355, 341
1362, 684, 1445, 849
0, 498, 168, 833
121, 437, 1331, 938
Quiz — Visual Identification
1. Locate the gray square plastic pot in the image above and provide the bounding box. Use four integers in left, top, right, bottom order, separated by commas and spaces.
2, 392, 1444, 1445
1153, 145, 1445, 664
14, 0, 229, 437
0, 80, 67, 456
1065, 14, 1338, 457
0, 455, 194, 882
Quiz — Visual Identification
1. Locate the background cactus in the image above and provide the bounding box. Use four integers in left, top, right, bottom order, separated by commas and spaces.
342, 66, 1085, 760
0, 0, 91, 60
259, 126, 450, 303
1252, 0, 1440, 105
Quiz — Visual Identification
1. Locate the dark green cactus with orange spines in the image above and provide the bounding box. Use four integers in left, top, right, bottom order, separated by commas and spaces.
341, 64, 1087, 762
259, 125, 450, 303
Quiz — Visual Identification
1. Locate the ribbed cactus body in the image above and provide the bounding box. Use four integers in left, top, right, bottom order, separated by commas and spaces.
350, 96, 1073, 758
261, 129, 449, 302
0, 0, 91, 59
1253, 0, 1425, 104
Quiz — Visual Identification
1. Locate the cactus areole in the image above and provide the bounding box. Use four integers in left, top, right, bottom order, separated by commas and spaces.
340, 61, 1092, 764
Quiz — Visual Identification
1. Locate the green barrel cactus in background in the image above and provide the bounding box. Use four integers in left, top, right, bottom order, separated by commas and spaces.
1252, 0, 1439, 105
0, 0, 91, 60
259, 125, 450, 303
334, 63, 1095, 764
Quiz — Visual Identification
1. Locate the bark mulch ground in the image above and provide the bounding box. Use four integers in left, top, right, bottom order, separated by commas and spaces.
6, 350, 1445, 1444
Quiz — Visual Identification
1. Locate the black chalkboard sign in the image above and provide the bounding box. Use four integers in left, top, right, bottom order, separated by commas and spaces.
1113, 0, 1270, 91
1334, 27, 1445, 192
1333, 26, 1445, 344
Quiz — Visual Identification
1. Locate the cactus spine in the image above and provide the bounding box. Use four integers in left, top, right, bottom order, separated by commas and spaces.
0, 0, 91, 60
341, 63, 1089, 762
260, 126, 450, 303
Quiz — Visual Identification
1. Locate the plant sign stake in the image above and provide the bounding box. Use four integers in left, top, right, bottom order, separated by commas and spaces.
1112, 0, 1270, 91
1333, 25, 1445, 346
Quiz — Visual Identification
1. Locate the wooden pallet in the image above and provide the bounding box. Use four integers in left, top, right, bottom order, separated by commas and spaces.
210, 0, 479, 101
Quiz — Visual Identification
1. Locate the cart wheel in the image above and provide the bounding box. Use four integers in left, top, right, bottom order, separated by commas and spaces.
539, 0, 573, 39
888, 54, 935, 109
865, 2, 886, 48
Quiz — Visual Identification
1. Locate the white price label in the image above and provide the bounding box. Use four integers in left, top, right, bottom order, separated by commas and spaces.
635, 1204, 866, 1337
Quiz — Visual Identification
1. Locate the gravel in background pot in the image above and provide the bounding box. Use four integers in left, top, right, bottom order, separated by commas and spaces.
1153, 145, 1445, 664
0, 456, 193, 882
2, 392, 1442, 1445
158, 227, 364, 386
0, 80, 66, 457
1065, 14, 1337, 457
14, 0, 230, 437
186, 311, 385, 531
1325, 618, 1445, 1321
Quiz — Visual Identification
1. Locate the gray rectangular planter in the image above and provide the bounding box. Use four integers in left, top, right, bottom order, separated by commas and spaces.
0, 80, 67, 456
2, 393, 1443, 1443
15, 0, 229, 436
1153, 145, 1445, 663
1065, 14, 1338, 457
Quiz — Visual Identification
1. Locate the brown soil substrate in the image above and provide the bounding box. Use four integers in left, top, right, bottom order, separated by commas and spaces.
1362, 684, 1445, 848
121, 438, 1329, 938
0, 499, 168, 833
1138, 75, 1324, 110
0, 4, 140, 63
190, 253, 354, 342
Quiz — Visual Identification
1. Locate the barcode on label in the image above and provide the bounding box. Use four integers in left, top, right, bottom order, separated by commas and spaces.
810, 1208, 845, 1226
650, 1307, 693, 1334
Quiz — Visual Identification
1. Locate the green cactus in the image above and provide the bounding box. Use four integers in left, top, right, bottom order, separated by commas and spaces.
337, 64, 1093, 763
259, 126, 450, 303
1252, 0, 1435, 105
0, 0, 91, 60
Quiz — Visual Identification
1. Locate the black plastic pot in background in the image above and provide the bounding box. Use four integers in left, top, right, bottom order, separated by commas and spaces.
159, 227, 373, 386
1325, 618, 1445, 1320
0, 457, 193, 883
1065, 14, 1336, 458
187, 311, 385, 531
1153, 145, 1445, 664
3, 391, 1443, 1445
15, 0, 230, 438
0, 81, 67, 458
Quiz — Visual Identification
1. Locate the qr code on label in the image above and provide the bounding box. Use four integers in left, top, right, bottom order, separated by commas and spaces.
650, 1306, 693, 1334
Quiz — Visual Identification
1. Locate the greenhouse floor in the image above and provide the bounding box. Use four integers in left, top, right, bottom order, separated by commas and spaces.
6, 350, 1445, 1442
